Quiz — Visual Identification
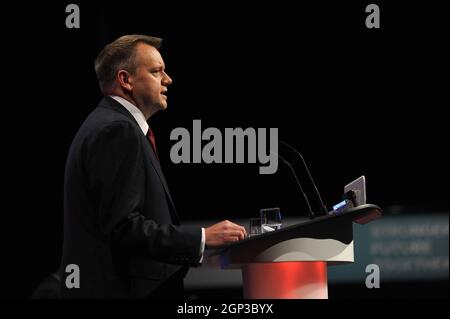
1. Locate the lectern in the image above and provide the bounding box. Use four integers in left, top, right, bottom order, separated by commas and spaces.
208, 204, 382, 299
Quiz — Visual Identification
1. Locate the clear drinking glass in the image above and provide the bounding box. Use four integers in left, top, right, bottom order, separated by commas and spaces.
248, 217, 262, 237
260, 207, 282, 233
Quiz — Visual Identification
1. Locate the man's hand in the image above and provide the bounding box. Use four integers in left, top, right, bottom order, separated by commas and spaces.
205, 220, 247, 248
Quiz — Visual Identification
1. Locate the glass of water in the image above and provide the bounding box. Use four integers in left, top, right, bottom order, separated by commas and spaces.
248, 218, 262, 237
260, 207, 282, 233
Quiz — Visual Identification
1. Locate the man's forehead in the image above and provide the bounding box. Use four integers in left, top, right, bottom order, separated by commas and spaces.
136, 43, 164, 66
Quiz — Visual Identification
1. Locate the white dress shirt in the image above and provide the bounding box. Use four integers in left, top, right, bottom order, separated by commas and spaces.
109, 95, 206, 261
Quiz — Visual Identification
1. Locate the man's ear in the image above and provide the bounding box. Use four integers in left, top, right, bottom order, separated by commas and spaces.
117, 70, 133, 92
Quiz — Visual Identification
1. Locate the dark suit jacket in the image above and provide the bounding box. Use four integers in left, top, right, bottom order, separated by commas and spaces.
60, 96, 202, 298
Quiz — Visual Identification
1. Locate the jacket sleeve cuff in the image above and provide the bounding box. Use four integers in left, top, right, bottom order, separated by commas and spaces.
199, 228, 205, 263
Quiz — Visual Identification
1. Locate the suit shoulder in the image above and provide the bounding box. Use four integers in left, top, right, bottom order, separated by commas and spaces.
78, 107, 142, 140
86, 120, 143, 149
68, 112, 143, 159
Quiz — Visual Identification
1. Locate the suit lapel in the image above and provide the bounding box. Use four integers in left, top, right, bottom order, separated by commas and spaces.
98, 97, 180, 224
144, 139, 180, 224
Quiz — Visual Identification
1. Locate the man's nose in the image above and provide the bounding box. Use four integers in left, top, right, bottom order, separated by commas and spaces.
162, 71, 172, 86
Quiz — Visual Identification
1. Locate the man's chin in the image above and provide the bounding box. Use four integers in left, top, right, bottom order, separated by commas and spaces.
159, 100, 168, 110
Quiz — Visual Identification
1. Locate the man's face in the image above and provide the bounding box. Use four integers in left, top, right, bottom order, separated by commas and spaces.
129, 43, 172, 114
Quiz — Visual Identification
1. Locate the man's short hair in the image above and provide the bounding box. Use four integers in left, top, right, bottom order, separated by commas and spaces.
94, 34, 162, 93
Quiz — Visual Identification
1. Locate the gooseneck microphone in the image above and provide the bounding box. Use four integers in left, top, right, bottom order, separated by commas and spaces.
272, 151, 315, 219
280, 141, 328, 216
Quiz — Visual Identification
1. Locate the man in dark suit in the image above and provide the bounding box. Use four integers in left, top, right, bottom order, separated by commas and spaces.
60, 35, 247, 298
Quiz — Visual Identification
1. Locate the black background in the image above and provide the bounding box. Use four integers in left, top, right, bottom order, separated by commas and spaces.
1, 0, 448, 298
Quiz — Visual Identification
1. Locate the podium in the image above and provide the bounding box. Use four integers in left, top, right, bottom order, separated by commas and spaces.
208, 204, 382, 299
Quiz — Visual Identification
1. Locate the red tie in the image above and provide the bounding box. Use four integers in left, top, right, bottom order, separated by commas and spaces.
147, 127, 159, 161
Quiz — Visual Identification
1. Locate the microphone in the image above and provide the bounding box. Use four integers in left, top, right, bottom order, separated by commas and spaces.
271, 151, 315, 219
280, 141, 328, 216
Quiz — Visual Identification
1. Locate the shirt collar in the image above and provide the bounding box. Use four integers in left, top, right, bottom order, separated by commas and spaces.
109, 95, 149, 135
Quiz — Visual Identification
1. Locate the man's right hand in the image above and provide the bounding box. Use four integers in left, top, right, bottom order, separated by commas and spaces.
205, 220, 247, 248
